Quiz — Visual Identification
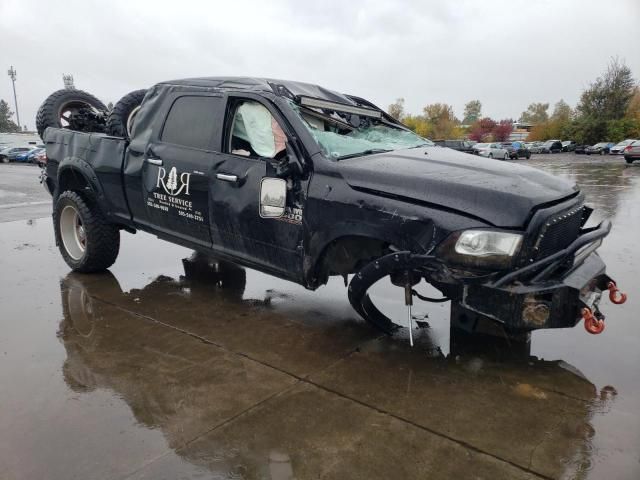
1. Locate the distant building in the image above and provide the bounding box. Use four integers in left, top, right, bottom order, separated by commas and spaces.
509, 121, 533, 141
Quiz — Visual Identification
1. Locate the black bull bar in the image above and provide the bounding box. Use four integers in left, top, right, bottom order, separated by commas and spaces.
348, 220, 622, 334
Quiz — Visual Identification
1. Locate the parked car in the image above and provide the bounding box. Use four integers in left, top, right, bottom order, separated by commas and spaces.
585, 142, 614, 155
623, 141, 640, 164
33, 149, 48, 167
14, 147, 43, 163
610, 139, 637, 155
434, 140, 476, 154
0, 146, 32, 163
36, 78, 624, 340
500, 142, 531, 160
472, 142, 510, 159
574, 144, 588, 154
562, 141, 577, 152
540, 140, 563, 154
525, 141, 544, 153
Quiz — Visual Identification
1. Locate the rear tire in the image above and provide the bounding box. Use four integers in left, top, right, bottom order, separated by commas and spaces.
503, 153, 509, 160
1, 156, 9, 164
106, 89, 148, 139
626, 157, 635, 164
36, 89, 107, 139
54, 191, 120, 272
488, 153, 493, 158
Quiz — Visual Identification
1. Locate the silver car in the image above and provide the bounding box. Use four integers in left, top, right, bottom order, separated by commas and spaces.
472, 142, 510, 160
610, 139, 638, 155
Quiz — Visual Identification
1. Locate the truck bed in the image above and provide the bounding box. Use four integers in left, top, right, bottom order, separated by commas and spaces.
44, 128, 131, 222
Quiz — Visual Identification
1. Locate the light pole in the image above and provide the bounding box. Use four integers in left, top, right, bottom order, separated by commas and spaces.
7, 66, 21, 129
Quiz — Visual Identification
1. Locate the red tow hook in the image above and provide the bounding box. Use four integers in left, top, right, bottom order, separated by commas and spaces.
607, 281, 627, 305
582, 307, 605, 334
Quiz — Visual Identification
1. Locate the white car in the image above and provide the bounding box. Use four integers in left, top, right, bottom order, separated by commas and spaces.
472, 143, 510, 160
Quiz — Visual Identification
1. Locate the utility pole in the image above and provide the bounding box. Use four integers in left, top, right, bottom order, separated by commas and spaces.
7, 66, 21, 129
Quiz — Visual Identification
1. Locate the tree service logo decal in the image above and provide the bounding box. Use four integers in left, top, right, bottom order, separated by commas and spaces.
147, 167, 204, 222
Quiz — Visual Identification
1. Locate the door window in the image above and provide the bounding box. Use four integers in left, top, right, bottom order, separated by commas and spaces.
227, 100, 287, 159
161, 96, 218, 150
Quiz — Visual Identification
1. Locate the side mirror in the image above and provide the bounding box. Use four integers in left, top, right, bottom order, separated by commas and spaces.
260, 177, 287, 218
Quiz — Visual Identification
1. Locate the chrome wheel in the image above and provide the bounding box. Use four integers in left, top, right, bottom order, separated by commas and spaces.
126, 105, 141, 137
60, 205, 86, 260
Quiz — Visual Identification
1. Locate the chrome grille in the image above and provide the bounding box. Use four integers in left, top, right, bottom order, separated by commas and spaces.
533, 206, 584, 259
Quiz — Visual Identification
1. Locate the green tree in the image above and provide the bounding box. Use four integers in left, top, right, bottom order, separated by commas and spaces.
0, 99, 20, 133
551, 99, 572, 122
577, 57, 635, 120
387, 98, 405, 121
462, 100, 482, 124
520, 102, 549, 124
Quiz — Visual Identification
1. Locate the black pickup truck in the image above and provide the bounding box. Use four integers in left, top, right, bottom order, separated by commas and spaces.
38, 77, 626, 342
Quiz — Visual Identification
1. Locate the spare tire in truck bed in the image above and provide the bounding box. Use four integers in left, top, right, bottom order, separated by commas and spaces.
106, 89, 148, 139
36, 89, 107, 139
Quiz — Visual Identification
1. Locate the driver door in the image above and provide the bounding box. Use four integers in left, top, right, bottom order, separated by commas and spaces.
209, 96, 306, 280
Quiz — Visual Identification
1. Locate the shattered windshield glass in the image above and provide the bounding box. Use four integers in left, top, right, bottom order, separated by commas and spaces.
289, 101, 432, 159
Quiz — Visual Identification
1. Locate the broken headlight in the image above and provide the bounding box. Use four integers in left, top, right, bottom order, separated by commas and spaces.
437, 230, 523, 269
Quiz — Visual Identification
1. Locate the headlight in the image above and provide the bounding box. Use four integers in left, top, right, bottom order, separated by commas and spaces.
437, 230, 523, 269
455, 230, 522, 256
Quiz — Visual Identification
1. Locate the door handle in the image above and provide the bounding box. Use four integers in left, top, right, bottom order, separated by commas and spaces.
216, 173, 238, 182
146, 158, 163, 166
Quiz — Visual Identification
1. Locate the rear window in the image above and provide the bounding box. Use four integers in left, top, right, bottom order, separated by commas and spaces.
161, 96, 218, 150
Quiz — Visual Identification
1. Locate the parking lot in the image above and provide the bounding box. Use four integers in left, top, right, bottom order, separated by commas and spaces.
0, 154, 638, 479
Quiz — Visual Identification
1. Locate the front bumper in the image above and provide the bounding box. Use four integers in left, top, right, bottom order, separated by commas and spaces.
349, 220, 620, 333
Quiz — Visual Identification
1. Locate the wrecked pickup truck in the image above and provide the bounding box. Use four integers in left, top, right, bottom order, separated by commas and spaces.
38, 77, 626, 343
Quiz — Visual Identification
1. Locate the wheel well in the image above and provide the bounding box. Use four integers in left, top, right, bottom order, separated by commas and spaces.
57, 169, 91, 197
313, 236, 388, 285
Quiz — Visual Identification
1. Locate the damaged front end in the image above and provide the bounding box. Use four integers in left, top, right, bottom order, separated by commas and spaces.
348, 200, 626, 340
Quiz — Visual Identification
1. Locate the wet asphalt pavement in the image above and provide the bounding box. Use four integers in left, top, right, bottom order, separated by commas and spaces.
0, 155, 638, 479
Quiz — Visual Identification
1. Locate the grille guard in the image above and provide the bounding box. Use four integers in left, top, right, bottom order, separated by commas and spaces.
491, 220, 611, 288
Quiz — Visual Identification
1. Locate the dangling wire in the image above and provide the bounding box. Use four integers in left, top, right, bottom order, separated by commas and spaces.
412, 289, 449, 303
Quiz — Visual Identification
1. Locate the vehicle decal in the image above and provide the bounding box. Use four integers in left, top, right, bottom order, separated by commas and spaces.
147, 166, 204, 222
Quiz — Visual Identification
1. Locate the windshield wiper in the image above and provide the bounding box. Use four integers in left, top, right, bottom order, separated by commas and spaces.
337, 149, 392, 160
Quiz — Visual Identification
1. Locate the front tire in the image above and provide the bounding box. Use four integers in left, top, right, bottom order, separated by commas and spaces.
54, 191, 120, 272
488, 153, 493, 158
504, 153, 509, 160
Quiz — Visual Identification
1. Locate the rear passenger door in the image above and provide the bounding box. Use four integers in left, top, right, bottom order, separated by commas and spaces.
139, 94, 222, 248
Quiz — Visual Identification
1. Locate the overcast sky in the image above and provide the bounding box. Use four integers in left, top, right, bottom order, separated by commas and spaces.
1, 0, 639, 130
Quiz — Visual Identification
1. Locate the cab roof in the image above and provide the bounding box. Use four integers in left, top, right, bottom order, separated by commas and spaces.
158, 76, 357, 106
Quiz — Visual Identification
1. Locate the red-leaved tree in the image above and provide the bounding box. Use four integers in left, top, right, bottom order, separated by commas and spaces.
492, 120, 514, 142
468, 117, 497, 141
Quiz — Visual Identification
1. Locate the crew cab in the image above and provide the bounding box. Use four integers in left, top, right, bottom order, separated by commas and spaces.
39, 77, 625, 342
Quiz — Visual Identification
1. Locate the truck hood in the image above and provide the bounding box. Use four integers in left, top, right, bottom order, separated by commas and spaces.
338, 146, 579, 227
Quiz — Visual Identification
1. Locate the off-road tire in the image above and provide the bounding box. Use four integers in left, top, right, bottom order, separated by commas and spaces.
54, 191, 120, 272
106, 89, 148, 139
36, 89, 107, 139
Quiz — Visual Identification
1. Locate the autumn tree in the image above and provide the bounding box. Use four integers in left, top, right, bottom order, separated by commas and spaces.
462, 100, 482, 124
520, 102, 549, 124
387, 98, 405, 121
468, 117, 497, 142
0, 100, 20, 133
492, 120, 514, 142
